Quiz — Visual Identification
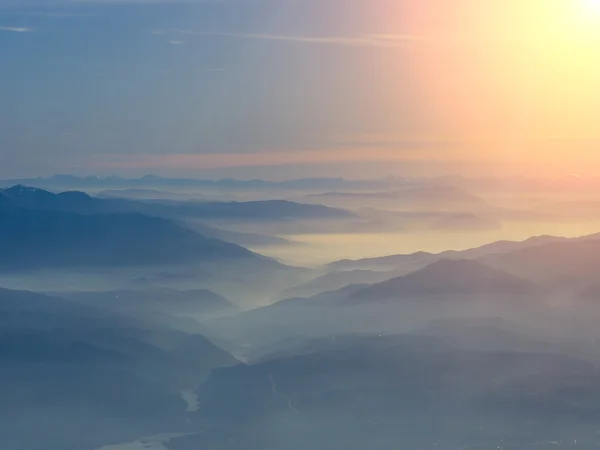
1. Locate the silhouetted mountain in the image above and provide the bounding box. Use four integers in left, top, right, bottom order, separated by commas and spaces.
0, 185, 353, 221
328, 233, 599, 271
349, 259, 539, 301
0, 204, 272, 269
0, 184, 102, 211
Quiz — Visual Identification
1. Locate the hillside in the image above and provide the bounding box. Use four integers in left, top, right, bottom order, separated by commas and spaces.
0, 205, 271, 269
349, 259, 539, 301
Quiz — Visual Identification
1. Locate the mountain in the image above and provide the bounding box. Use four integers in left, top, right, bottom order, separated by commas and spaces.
429, 212, 502, 230
0, 286, 239, 450
169, 334, 600, 450
352, 208, 502, 232
170, 199, 352, 220
279, 269, 397, 299
165, 220, 291, 246
214, 260, 542, 349
0, 203, 272, 270
328, 250, 437, 272
60, 288, 237, 315
98, 188, 205, 201
305, 185, 486, 208
348, 259, 539, 301
327, 233, 599, 271
0, 185, 353, 221
481, 239, 600, 290
57, 288, 238, 331
0, 185, 106, 212
0, 286, 129, 329
390, 185, 486, 205
0, 175, 394, 191
0, 287, 238, 381
416, 317, 552, 352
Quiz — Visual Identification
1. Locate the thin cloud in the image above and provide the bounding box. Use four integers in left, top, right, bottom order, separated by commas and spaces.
154, 29, 427, 49
330, 133, 465, 148
168, 40, 185, 45
0, 26, 34, 33
17, 11, 94, 18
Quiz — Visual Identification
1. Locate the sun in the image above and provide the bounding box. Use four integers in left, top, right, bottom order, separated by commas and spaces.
583, 0, 600, 12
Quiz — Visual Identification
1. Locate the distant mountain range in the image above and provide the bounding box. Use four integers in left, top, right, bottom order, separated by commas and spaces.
0, 185, 352, 221
0, 175, 395, 191
294, 232, 600, 302
275, 259, 540, 309
305, 185, 487, 207
328, 233, 600, 271
0, 207, 268, 269
289, 235, 573, 298
0, 186, 278, 270
215, 258, 546, 348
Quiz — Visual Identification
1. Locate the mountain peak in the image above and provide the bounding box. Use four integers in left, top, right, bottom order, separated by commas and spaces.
0, 185, 96, 213
2, 184, 53, 198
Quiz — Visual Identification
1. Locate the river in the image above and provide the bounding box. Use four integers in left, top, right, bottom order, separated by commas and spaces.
91, 390, 199, 450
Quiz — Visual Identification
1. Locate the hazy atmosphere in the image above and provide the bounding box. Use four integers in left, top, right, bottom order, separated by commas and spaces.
3, 1, 600, 450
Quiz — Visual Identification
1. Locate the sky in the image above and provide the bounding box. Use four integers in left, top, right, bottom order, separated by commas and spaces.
1, 0, 600, 179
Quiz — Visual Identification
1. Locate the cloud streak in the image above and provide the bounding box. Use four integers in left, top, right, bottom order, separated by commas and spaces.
205, 32, 425, 48
0, 26, 34, 33
154, 29, 427, 49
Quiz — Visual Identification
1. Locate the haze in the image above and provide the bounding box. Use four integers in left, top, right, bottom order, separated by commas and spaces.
3, 1, 600, 450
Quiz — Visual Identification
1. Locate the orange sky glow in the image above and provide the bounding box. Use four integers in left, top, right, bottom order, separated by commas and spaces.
64, 0, 600, 178
402, 0, 600, 175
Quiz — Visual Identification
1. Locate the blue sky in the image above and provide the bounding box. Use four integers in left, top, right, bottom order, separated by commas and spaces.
1, 0, 450, 179
6, 1, 593, 180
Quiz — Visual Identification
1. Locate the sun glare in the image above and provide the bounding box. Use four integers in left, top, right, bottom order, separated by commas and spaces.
582, 0, 600, 14
584, 0, 600, 8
